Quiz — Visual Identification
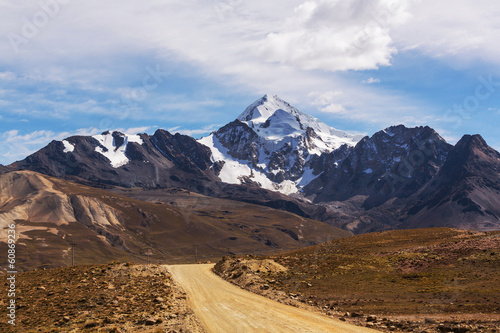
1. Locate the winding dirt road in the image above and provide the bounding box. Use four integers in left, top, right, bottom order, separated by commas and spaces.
168, 264, 379, 333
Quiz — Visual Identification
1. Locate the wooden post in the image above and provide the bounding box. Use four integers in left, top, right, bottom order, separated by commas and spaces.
69, 242, 77, 266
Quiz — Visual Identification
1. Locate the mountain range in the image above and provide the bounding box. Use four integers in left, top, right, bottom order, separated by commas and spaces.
1, 94, 499, 244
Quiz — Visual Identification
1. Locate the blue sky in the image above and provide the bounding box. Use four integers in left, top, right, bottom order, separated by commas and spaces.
0, 0, 499, 165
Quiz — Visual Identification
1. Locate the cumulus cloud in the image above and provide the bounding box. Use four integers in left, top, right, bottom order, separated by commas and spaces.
259, 0, 413, 71
319, 103, 347, 115
1, 0, 499, 94
392, 0, 500, 64
1, 0, 498, 109
309, 91, 347, 114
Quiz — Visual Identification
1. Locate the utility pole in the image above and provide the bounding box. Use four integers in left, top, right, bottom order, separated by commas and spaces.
69, 242, 77, 266
195, 244, 198, 264
143, 247, 154, 265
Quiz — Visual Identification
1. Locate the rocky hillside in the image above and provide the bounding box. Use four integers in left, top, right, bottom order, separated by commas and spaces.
301, 131, 500, 234
304, 125, 452, 207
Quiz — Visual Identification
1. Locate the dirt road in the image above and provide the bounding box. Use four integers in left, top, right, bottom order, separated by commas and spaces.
168, 264, 379, 333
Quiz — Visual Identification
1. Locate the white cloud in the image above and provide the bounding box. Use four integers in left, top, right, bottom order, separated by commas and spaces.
259, 0, 413, 71
0, 1, 411, 91
304, 85, 427, 129
0, 129, 69, 165
320, 104, 347, 115
1, 0, 499, 92
362, 77, 381, 84
0, 0, 499, 159
0, 71, 16, 80
122, 127, 151, 135
392, 0, 500, 65
170, 124, 223, 138
309, 91, 347, 114
309, 90, 343, 106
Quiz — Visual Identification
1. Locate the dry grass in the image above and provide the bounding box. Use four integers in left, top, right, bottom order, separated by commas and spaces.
0, 263, 204, 332
269, 228, 500, 315
216, 228, 500, 332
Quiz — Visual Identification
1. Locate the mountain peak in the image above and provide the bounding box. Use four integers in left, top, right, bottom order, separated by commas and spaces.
236, 94, 363, 147
199, 95, 366, 195
455, 134, 489, 151
237, 94, 298, 127
446, 134, 500, 167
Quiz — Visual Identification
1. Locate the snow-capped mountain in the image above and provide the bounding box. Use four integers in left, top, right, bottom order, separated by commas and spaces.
199, 94, 364, 194
8, 129, 219, 190
238, 94, 361, 149
3, 94, 500, 234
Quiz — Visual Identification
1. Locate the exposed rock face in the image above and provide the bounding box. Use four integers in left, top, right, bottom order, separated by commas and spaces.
215, 120, 262, 163
316, 133, 500, 234
0, 171, 120, 227
305, 125, 452, 208
0, 171, 129, 261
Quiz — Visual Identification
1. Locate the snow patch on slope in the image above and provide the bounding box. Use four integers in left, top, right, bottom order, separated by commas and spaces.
62, 140, 75, 153
93, 132, 143, 168
199, 134, 272, 186
238, 93, 291, 127
297, 167, 321, 188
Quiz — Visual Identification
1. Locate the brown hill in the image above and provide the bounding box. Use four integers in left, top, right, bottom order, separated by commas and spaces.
0, 171, 350, 271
